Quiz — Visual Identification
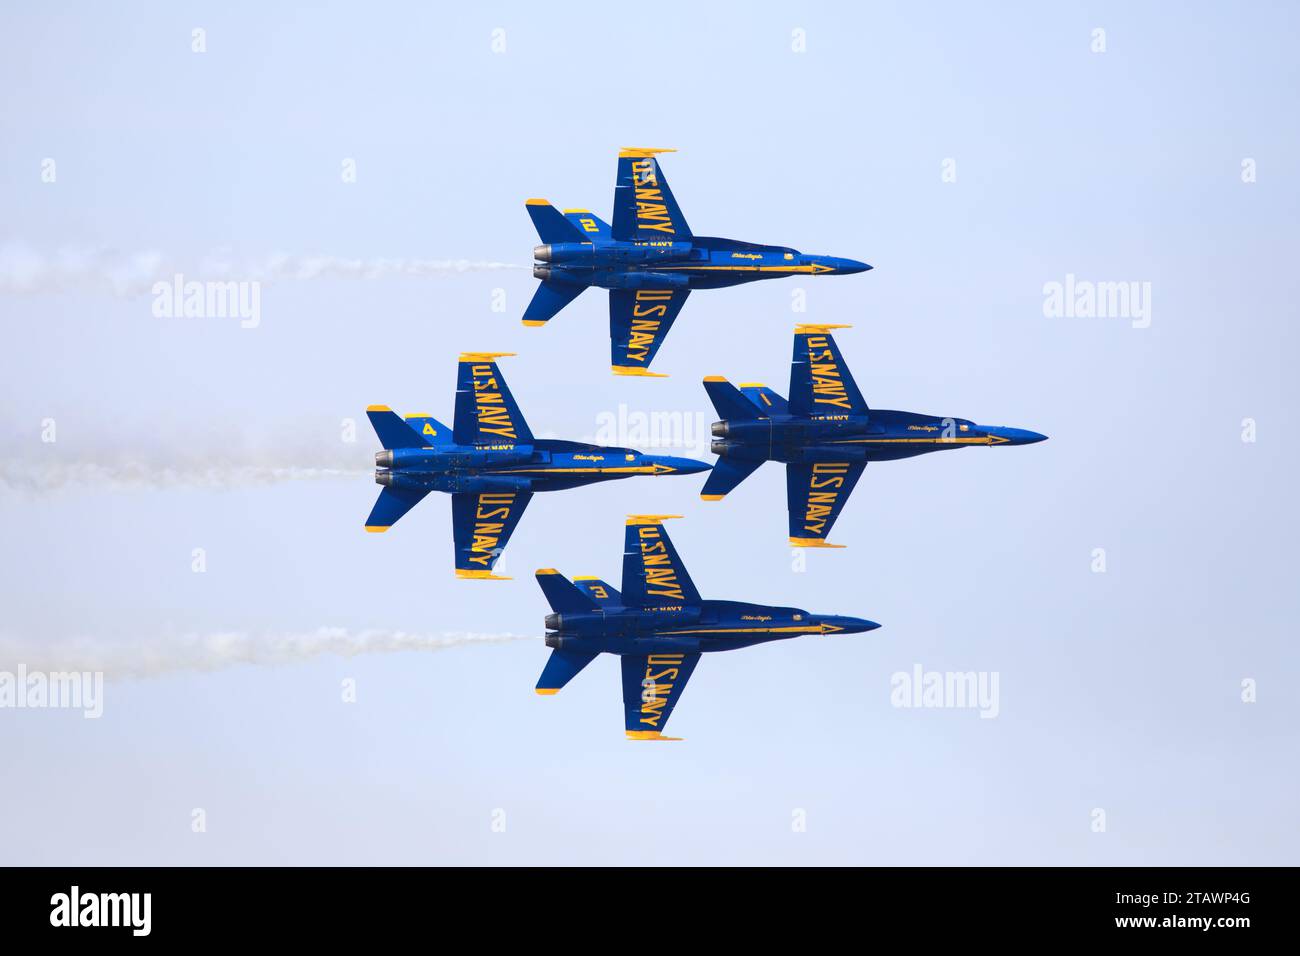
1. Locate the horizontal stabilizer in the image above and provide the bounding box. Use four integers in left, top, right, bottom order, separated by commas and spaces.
739, 383, 788, 415
535, 568, 600, 613
400, 412, 452, 446
535, 647, 598, 695
562, 209, 611, 239
525, 199, 588, 243
523, 280, 585, 327
700, 457, 763, 501
367, 406, 430, 449
364, 485, 429, 532
703, 377, 764, 421
572, 576, 623, 607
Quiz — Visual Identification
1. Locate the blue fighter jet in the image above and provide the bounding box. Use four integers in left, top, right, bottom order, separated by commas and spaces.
702, 325, 1048, 547
365, 353, 709, 579
534, 515, 879, 739
523, 148, 871, 377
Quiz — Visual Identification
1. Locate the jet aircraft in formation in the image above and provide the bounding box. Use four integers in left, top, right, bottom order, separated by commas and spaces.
358, 148, 1046, 738
365, 353, 707, 579
533, 515, 879, 740
523, 148, 870, 377
702, 324, 1048, 547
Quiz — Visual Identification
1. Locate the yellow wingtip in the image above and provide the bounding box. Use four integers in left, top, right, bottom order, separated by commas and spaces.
525, 198, 550, 206
366, 404, 391, 412
702, 375, 728, 383
456, 569, 512, 581
738, 382, 767, 388
403, 412, 432, 419
618, 147, 677, 158
560, 208, 591, 214
364, 525, 390, 533
625, 730, 683, 741
626, 514, 683, 526
535, 688, 559, 696
789, 537, 846, 549
535, 568, 561, 576
612, 366, 668, 378
794, 323, 853, 334
700, 494, 725, 501
521, 319, 548, 327
459, 351, 516, 363
572, 575, 600, 581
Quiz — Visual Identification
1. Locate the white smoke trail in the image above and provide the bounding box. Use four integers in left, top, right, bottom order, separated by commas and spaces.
0, 423, 379, 493
0, 628, 533, 680
0, 242, 526, 298
0, 459, 370, 494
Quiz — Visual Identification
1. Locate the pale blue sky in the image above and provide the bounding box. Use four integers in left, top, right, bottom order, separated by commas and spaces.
1, 1, 1297, 864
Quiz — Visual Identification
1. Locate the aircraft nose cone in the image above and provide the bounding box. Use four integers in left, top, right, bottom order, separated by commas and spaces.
651, 456, 711, 475
818, 615, 881, 635
987, 426, 1048, 446
834, 257, 872, 275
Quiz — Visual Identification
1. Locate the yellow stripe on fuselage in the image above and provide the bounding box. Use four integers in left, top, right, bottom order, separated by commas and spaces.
492, 466, 663, 475
653, 264, 834, 274
829, 436, 1008, 446
658, 625, 816, 636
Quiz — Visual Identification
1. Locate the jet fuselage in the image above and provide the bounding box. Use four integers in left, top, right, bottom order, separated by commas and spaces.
711, 409, 1049, 465
543, 599, 877, 655
533, 237, 869, 292
523, 150, 871, 374
376, 440, 705, 495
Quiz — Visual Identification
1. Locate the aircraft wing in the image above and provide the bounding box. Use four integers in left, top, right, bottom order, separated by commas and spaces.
609, 288, 691, 376
612, 147, 692, 241
621, 651, 701, 740
620, 515, 702, 607
453, 352, 534, 444
451, 490, 532, 579
786, 461, 866, 547
788, 324, 869, 417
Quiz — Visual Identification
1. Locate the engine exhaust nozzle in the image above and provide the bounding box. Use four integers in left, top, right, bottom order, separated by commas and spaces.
375, 450, 394, 468
711, 421, 728, 438
375, 470, 393, 487
532, 264, 552, 281
533, 244, 552, 263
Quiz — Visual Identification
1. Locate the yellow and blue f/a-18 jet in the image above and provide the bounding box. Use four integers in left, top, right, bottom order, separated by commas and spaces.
523, 148, 871, 377
702, 325, 1048, 547
364, 353, 709, 579
534, 515, 879, 739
